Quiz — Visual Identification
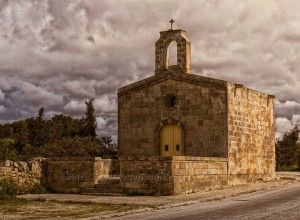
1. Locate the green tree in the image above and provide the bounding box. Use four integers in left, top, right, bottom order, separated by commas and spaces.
80, 98, 97, 138
11, 121, 29, 153
276, 126, 300, 170
98, 136, 117, 158
0, 124, 13, 139
47, 114, 81, 141
26, 107, 48, 147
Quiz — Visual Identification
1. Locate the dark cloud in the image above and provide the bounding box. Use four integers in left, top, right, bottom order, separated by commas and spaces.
0, 0, 300, 139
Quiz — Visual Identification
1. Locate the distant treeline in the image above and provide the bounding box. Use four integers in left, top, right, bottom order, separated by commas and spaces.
0, 99, 117, 161
276, 126, 300, 171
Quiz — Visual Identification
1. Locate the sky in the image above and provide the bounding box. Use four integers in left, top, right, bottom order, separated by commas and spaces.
0, 0, 300, 141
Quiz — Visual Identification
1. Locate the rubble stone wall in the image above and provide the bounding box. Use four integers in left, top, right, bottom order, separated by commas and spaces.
0, 158, 45, 192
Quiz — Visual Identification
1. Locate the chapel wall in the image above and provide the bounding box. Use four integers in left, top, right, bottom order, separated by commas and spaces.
227, 82, 275, 183
118, 74, 228, 157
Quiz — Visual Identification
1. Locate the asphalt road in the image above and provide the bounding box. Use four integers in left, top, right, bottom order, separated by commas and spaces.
114, 184, 300, 220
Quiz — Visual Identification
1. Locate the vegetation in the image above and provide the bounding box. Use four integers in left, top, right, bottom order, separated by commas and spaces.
29, 183, 47, 194
0, 99, 117, 161
0, 199, 152, 219
276, 126, 300, 171
0, 178, 18, 200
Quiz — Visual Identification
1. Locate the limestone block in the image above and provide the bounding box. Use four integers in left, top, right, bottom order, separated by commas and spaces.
5, 160, 11, 167
13, 162, 19, 168
125, 182, 140, 189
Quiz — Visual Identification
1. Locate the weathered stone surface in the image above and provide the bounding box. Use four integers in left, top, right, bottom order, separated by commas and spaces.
227, 83, 275, 183
119, 156, 228, 195
118, 75, 228, 157
117, 27, 275, 195
155, 29, 191, 74
0, 158, 46, 192
45, 157, 119, 193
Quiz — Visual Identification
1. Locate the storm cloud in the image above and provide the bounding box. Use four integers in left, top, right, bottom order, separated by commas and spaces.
0, 0, 300, 140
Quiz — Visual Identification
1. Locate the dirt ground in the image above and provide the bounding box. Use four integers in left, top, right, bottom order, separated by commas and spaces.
2, 172, 300, 220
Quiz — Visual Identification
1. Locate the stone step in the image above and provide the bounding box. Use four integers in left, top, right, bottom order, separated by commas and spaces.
98, 176, 120, 184
84, 187, 124, 194
94, 183, 120, 188
82, 192, 124, 197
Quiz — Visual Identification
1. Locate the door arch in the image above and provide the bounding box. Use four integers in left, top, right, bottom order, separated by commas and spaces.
160, 124, 183, 156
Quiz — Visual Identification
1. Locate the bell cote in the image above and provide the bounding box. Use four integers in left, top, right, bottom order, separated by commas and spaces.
155, 28, 191, 74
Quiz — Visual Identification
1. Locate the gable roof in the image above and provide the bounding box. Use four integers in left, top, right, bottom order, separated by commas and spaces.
118, 71, 228, 96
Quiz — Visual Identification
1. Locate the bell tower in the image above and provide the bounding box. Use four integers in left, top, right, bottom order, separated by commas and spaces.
155, 19, 191, 74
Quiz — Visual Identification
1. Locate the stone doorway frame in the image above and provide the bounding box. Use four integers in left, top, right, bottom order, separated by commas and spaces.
156, 117, 186, 156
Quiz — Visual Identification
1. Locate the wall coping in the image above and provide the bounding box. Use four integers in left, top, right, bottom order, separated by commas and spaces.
119, 156, 228, 162
47, 157, 102, 162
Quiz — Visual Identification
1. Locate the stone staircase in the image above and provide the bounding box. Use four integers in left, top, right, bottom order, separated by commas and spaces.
84, 176, 124, 195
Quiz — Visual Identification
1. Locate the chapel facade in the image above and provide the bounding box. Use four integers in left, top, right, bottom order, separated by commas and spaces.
117, 25, 275, 195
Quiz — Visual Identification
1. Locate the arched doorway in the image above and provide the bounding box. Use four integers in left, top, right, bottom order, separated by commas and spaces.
160, 124, 183, 156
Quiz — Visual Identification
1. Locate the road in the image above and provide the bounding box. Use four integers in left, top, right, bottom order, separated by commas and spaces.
113, 184, 300, 220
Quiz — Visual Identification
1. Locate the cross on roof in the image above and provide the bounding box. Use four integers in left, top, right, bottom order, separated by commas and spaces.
169, 19, 175, 29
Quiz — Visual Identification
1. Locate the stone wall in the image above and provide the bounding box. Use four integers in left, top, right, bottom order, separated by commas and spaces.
45, 157, 119, 193
172, 157, 228, 195
0, 158, 45, 192
119, 156, 228, 195
227, 83, 275, 184
118, 73, 228, 157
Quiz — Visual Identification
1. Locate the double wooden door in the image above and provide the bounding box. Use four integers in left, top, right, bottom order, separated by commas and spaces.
160, 124, 183, 156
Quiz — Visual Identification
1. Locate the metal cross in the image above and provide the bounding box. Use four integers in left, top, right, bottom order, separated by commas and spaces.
169, 19, 175, 29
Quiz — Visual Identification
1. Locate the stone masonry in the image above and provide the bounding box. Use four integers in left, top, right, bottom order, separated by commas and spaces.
0, 158, 45, 192
117, 26, 275, 195
45, 157, 119, 193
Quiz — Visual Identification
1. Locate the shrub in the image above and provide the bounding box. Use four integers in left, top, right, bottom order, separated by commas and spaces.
29, 183, 47, 194
0, 178, 18, 200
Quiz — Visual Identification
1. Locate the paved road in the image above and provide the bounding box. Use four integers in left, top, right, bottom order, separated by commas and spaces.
114, 184, 300, 220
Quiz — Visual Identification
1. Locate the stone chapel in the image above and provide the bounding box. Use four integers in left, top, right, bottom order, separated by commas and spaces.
117, 24, 275, 195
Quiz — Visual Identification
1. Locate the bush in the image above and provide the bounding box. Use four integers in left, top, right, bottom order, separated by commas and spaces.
0, 178, 18, 200
29, 183, 47, 194
277, 165, 298, 172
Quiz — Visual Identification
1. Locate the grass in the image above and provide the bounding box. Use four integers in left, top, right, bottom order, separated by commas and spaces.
277, 165, 299, 171
0, 198, 152, 219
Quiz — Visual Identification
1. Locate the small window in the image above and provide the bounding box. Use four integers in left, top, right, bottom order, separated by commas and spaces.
169, 96, 176, 107
176, 144, 180, 151
164, 93, 177, 109
165, 145, 169, 151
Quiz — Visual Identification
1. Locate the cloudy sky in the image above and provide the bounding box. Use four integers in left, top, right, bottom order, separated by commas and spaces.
0, 0, 300, 141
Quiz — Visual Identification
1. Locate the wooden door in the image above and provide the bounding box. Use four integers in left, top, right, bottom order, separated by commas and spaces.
160, 124, 183, 156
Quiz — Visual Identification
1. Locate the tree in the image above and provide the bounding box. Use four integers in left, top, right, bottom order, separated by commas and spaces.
47, 114, 81, 141
26, 107, 48, 147
98, 136, 117, 158
80, 98, 97, 138
276, 126, 300, 170
0, 124, 13, 139
11, 121, 29, 153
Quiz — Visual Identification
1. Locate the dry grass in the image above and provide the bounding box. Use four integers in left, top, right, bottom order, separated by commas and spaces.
0, 198, 152, 219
